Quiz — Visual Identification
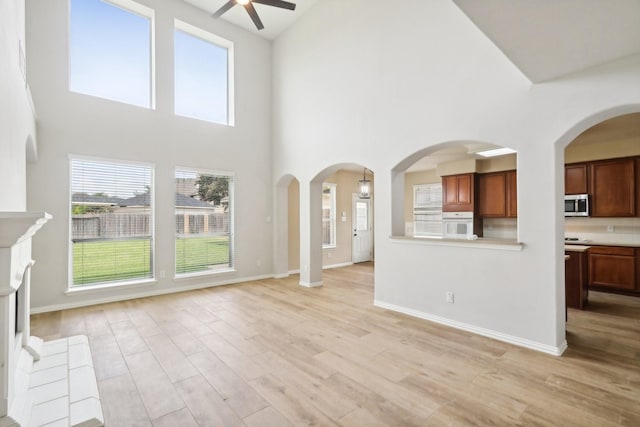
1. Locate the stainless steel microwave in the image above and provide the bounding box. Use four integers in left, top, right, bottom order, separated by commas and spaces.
565, 194, 589, 217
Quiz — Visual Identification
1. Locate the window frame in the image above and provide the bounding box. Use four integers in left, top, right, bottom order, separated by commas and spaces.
173, 19, 235, 126
322, 183, 337, 249
174, 166, 235, 279
413, 183, 443, 238
68, 155, 156, 290
68, 0, 156, 109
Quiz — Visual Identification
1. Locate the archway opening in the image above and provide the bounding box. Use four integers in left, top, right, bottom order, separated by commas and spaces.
392, 141, 518, 241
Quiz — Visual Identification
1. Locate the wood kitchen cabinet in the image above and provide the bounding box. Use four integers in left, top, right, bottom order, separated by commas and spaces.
565, 250, 588, 309
477, 170, 517, 218
588, 246, 636, 291
442, 173, 475, 212
590, 158, 636, 217
565, 163, 588, 195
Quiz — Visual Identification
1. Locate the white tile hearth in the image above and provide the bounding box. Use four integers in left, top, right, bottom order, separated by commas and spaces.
25, 336, 103, 427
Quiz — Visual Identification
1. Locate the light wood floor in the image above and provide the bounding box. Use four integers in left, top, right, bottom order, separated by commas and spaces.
31, 263, 640, 426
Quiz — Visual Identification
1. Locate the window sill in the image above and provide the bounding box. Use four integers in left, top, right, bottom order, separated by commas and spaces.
322, 245, 337, 250
66, 278, 157, 295
390, 235, 524, 251
175, 268, 236, 280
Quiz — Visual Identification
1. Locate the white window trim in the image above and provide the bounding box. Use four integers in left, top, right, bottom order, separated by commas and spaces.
174, 166, 236, 279
68, 154, 156, 289
174, 19, 235, 126
322, 183, 337, 249
68, 0, 156, 109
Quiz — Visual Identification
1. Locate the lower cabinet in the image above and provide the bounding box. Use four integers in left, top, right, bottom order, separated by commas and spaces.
565, 250, 588, 309
588, 246, 637, 292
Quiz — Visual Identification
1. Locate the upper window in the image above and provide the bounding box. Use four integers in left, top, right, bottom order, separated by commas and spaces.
175, 168, 234, 277
174, 20, 234, 125
69, 0, 154, 108
322, 183, 337, 248
70, 157, 154, 287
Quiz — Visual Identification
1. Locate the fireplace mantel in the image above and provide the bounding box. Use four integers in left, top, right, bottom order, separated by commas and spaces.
0, 211, 103, 426
0, 212, 51, 248
0, 212, 51, 298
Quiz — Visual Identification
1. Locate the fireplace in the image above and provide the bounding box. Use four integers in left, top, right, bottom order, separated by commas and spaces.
0, 212, 103, 426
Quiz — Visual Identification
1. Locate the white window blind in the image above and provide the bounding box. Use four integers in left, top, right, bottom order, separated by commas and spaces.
70, 158, 154, 287
413, 183, 443, 237
322, 183, 336, 248
175, 169, 234, 276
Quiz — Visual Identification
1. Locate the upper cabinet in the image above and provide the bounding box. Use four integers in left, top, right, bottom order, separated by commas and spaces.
564, 157, 638, 217
442, 173, 475, 212
565, 163, 589, 195
478, 170, 517, 218
590, 158, 636, 217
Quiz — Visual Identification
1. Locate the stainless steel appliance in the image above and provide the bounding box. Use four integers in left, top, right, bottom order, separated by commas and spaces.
442, 211, 474, 239
564, 194, 589, 217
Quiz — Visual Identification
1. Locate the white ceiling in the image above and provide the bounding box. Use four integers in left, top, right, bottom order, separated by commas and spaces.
183, 0, 318, 40
453, 0, 640, 83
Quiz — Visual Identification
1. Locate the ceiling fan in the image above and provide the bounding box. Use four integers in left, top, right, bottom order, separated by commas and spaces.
213, 0, 297, 31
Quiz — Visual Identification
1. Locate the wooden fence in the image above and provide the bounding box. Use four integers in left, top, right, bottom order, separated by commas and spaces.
72, 212, 229, 241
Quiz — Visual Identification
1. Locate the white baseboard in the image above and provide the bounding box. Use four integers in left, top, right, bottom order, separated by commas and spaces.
273, 273, 290, 279
374, 300, 567, 356
323, 262, 353, 270
31, 274, 274, 314
299, 281, 323, 288
287, 269, 300, 275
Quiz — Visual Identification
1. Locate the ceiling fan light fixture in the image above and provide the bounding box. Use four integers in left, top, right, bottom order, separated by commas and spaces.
236, 0, 250, 5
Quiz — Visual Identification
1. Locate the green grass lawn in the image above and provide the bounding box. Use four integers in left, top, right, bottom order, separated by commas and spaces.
73, 236, 230, 286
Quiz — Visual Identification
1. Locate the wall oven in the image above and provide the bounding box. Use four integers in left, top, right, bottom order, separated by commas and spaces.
565, 194, 589, 217
442, 211, 474, 239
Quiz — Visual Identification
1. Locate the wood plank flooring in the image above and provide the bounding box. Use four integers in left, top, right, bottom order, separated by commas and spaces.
31, 263, 640, 426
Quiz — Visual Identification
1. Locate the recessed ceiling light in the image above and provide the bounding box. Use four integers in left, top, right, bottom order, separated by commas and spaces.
476, 147, 517, 157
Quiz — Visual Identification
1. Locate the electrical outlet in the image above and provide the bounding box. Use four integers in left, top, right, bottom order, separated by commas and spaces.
256, 259, 261, 267
159, 270, 166, 279
606, 225, 615, 232
446, 291, 454, 304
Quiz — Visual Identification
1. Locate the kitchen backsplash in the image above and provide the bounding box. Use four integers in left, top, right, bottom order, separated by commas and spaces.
482, 218, 518, 240
565, 217, 640, 245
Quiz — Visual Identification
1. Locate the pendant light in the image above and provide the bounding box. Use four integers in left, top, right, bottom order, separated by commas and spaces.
358, 168, 371, 199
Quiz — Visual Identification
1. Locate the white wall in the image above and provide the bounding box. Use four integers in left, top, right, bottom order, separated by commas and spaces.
0, 0, 36, 211
25, 0, 273, 311
272, 0, 640, 353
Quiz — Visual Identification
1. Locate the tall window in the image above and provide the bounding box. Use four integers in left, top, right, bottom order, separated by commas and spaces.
175, 169, 234, 276
70, 158, 154, 287
174, 20, 233, 125
69, 0, 154, 108
413, 183, 442, 237
322, 183, 336, 248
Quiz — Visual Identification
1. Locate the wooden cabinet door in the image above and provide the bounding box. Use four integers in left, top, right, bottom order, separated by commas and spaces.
565, 164, 588, 195
588, 246, 636, 290
590, 158, 635, 217
478, 172, 506, 217
506, 170, 517, 218
442, 173, 475, 212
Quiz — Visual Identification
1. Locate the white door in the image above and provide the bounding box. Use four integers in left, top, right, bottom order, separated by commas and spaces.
352, 194, 373, 263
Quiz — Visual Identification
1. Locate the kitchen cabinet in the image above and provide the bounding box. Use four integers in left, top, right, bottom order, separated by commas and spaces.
588, 246, 636, 291
565, 163, 588, 195
477, 170, 517, 218
590, 158, 636, 217
565, 249, 588, 309
442, 173, 475, 212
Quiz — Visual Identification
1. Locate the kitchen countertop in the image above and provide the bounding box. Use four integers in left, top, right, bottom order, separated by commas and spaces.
564, 240, 640, 248
564, 244, 591, 252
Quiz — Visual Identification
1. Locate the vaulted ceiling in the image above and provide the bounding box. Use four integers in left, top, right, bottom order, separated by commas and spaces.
184, 0, 640, 84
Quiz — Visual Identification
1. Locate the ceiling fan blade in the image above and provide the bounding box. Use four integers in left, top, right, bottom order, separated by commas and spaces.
252, 0, 296, 11
244, 2, 264, 30
212, 0, 236, 18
